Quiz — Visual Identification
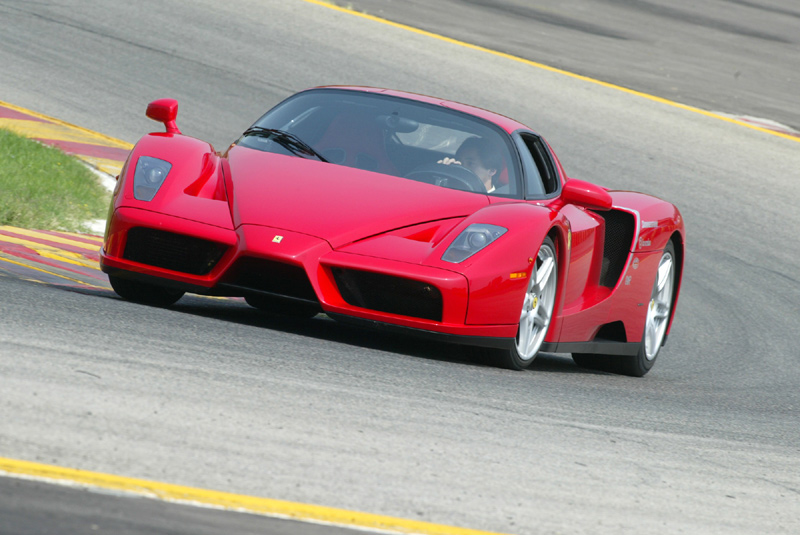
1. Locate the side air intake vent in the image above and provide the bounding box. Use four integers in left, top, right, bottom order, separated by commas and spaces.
596, 210, 635, 288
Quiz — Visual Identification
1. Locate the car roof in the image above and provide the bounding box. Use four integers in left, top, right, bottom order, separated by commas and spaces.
311, 85, 531, 135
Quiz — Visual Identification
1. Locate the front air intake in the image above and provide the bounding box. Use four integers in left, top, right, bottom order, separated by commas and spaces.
331, 268, 443, 322
123, 227, 227, 275
223, 257, 317, 302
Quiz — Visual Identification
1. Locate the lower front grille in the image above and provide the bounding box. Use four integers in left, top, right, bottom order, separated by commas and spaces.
223, 256, 317, 301
331, 268, 443, 322
123, 227, 227, 275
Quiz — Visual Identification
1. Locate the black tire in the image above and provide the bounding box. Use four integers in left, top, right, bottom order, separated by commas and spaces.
487, 236, 558, 370
109, 275, 184, 307
245, 294, 319, 319
572, 240, 677, 377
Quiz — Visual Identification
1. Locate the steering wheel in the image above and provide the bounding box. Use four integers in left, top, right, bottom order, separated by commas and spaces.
404, 162, 486, 193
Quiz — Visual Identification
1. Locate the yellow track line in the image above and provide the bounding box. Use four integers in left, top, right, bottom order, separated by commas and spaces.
75, 155, 125, 176
1, 226, 103, 249
0, 255, 103, 287
303, 0, 799, 144
0, 457, 511, 535
0, 102, 129, 175
0, 234, 100, 270
0, 100, 133, 149
0, 118, 123, 147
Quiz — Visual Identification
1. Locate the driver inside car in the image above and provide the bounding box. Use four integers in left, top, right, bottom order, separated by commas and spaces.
438, 136, 503, 193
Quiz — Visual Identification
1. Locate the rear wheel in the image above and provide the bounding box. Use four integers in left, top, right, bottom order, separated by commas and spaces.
245, 294, 319, 319
109, 275, 184, 307
572, 241, 676, 376
489, 236, 557, 370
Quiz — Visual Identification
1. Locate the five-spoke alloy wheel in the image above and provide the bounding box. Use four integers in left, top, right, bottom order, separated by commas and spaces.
491, 236, 558, 370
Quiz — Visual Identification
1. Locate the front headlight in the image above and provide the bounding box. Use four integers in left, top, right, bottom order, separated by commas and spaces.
133, 156, 172, 201
442, 223, 507, 263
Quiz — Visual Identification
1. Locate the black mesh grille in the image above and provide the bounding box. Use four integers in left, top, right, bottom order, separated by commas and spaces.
123, 227, 227, 275
331, 268, 443, 321
596, 210, 635, 288
224, 257, 317, 301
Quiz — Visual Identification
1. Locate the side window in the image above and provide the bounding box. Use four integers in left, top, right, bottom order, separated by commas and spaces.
516, 133, 559, 197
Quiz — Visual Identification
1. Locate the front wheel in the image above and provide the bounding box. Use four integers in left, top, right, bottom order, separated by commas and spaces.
573, 240, 677, 377
488, 236, 558, 370
109, 275, 184, 307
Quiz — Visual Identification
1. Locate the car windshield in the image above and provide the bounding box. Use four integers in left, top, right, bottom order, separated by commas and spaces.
241, 88, 520, 198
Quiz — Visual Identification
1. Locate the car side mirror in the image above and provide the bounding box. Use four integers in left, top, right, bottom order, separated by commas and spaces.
146, 98, 182, 135
552, 178, 612, 212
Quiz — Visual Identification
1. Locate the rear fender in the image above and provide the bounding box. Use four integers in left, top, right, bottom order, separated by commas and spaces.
608, 191, 685, 341
609, 191, 685, 253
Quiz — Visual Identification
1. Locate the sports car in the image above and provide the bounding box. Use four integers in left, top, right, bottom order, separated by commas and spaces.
100, 86, 684, 376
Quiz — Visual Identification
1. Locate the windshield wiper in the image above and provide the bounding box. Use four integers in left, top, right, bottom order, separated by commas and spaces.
241, 127, 328, 162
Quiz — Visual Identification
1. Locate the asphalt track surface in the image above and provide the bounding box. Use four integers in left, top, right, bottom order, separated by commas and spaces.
340, 0, 800, 133
0, 476, 363, 535
1, 1, 799, 534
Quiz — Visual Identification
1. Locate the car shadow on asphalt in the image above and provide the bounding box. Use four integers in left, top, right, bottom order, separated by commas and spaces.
171, 295, 589, 375
61, 282, 591, 375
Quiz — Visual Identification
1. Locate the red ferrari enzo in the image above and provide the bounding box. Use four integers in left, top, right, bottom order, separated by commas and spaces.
101, 86, 684, 376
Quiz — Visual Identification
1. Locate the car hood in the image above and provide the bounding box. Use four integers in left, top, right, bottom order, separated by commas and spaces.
227, 147, 490, 249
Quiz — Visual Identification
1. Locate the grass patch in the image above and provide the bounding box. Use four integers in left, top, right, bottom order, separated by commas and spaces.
0, 128, 110, 232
